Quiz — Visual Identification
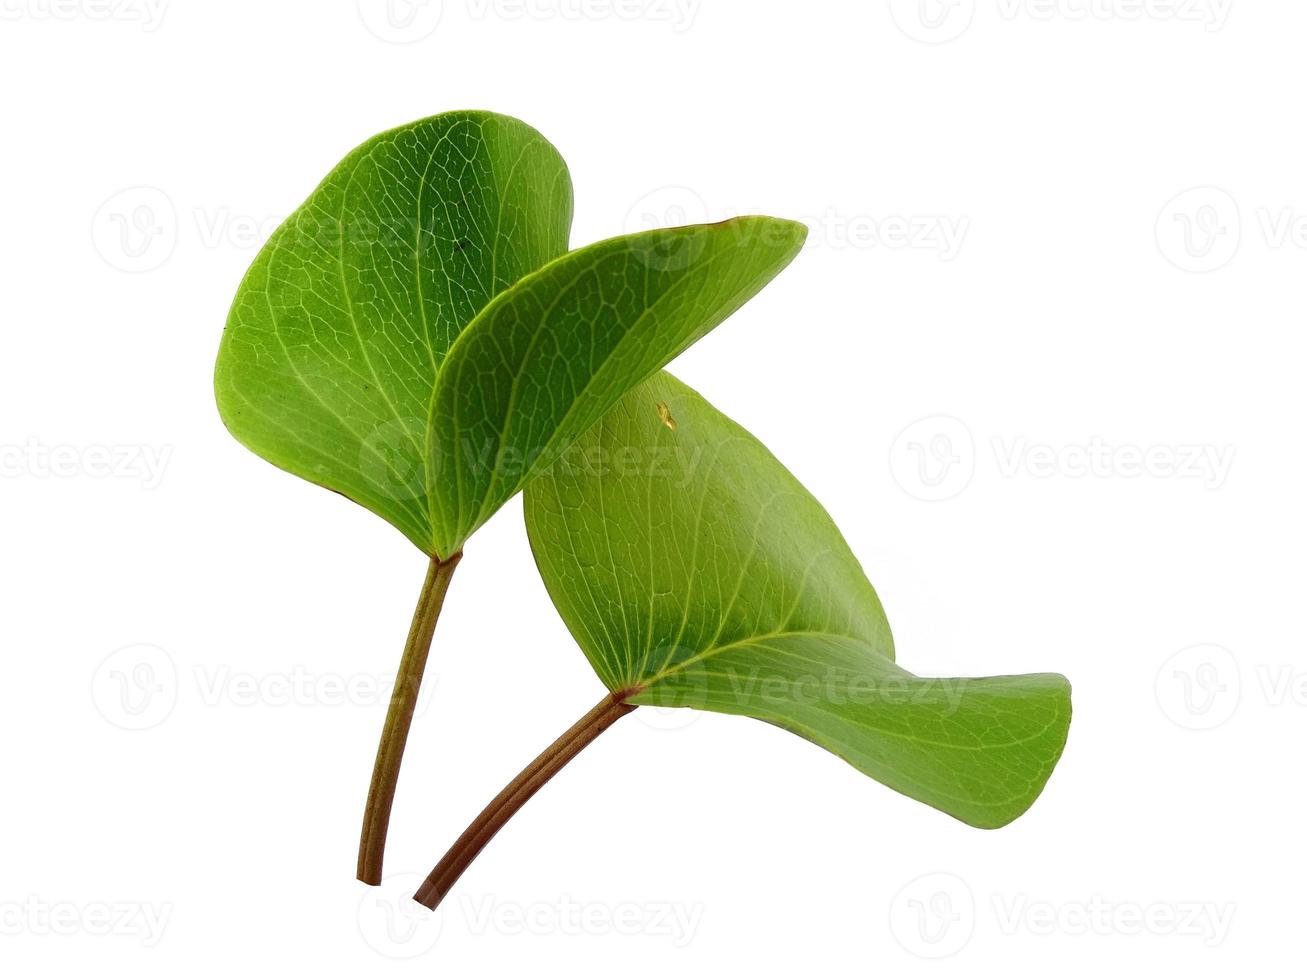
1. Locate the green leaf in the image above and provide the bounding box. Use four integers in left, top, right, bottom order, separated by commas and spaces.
524, 373, 1071, 829
427, 216, 808, 557
215, 110, 806, 558
215, 110, 573, 552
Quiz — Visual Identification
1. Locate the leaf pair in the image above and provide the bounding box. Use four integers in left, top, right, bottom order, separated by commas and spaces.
213, 110, 807, 884
215, 110, 804, 559
214, 110, 1071, 907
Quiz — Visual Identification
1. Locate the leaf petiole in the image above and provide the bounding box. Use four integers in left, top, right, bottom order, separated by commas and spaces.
357, 551, 462, 885
413, 690, 638, 910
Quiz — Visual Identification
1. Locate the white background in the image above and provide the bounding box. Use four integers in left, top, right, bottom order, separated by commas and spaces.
1, 0, 1300, 975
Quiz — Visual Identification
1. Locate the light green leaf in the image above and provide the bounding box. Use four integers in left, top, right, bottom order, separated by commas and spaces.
215, 111, 806, 558
524, 374, 1071, 829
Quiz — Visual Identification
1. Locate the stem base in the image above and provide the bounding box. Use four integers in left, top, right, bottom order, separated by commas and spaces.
357, 552, 461, 886
413, 691, 637, 909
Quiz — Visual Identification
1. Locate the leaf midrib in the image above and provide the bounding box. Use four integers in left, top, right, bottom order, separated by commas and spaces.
634, 627, 891, 690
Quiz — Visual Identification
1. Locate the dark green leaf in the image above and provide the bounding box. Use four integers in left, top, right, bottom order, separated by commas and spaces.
215, 110, 573, 552
427, 216, 807, 556
215, 111, 806, 558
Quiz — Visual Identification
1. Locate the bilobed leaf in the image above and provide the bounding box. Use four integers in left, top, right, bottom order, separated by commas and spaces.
524, 374, 1071, 829
215, 110, 806, 558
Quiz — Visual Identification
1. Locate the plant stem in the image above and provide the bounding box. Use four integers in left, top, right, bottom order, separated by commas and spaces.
357, 551, 462, 885
413, 690, 638, 910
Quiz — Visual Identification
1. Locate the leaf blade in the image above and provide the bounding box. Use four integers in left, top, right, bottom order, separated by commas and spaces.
631, 633, 1071, 828
215, 110, 574, 553
427, 217, 808, 556
525, 373, 1071, 828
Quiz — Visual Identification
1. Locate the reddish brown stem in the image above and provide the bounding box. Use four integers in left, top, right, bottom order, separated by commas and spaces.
413, 691, 637, 910
357, 552, 462, 886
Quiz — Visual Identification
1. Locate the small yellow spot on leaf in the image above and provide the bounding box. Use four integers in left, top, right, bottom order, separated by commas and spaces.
655, 403, 677, 431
